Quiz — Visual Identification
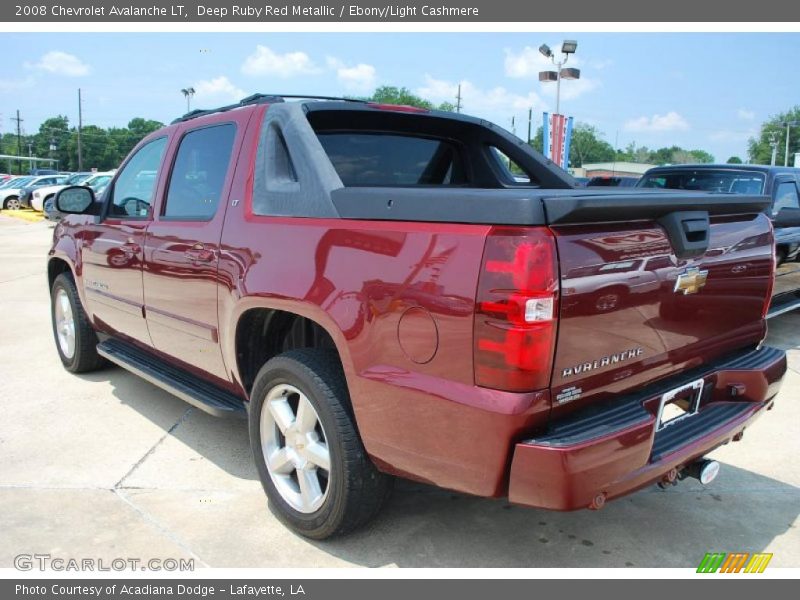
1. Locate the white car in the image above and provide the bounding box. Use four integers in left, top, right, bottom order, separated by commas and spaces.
31, 172, 114, 211
1, 175, 47, 210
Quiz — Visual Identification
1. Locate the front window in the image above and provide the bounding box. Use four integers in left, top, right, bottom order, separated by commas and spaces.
108, 137, 168, 218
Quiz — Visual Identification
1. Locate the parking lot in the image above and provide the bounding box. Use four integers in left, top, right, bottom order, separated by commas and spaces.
0, 214, 798, 569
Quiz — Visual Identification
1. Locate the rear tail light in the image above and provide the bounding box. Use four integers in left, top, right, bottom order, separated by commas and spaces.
474, 227, 559, 392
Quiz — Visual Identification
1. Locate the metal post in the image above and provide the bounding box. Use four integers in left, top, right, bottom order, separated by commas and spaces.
527, 107, 532, 144
785, 122, 792, 167
77, 88, 84, 171
555, 59, 562, 116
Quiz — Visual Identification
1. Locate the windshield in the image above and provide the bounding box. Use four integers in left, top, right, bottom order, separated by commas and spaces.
65, 173, 91, 185
638, 169, 766, 194
5, 177, 34, 189
86, 175, 112, 190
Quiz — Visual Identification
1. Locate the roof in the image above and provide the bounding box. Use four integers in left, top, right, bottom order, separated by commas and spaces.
644, 163, 800, 174
581, 162, 656, 175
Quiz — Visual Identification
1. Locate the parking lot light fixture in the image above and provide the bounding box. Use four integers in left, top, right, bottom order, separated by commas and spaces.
538, 39, 580, 116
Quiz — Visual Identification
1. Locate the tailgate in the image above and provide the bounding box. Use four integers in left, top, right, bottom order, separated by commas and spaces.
543, 192, 773, 415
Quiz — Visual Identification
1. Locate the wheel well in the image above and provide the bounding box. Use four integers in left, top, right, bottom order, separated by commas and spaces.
3, 195, 18, 208
235, 308, 338, 394
48, 258, 72, 290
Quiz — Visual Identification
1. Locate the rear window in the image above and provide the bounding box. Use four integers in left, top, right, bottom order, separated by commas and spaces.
316, 132, 466, 186
638, 170, 766, 194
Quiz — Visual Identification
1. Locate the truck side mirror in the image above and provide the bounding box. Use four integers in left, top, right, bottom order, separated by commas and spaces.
55, 186, 97, 215
774, 207, 800, 228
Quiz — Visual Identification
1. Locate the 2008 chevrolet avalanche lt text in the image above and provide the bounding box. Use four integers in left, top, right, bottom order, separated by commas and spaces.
47, 95, 787, 539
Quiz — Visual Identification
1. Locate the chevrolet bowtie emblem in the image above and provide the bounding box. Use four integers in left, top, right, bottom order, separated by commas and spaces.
674, 267, 708, 295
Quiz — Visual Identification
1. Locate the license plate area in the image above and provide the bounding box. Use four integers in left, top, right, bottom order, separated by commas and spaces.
656, 378, 704, 431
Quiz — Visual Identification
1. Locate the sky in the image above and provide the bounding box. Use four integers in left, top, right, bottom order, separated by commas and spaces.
1, 32, 798, 163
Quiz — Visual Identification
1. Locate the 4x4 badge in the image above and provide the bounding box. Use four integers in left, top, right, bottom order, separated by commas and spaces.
674, 267, 708, 295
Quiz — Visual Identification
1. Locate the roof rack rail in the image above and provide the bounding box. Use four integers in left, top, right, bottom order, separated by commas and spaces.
171, 93, 366, 124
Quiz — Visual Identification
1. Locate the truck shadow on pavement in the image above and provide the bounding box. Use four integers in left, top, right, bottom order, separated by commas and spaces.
72, 310, 798, 568
313, 469, 799, 568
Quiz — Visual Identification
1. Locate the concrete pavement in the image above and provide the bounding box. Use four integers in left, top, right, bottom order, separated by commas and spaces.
1, 216, 798, 569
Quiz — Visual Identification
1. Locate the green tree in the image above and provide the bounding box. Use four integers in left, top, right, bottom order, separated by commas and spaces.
33, 116, 71, 171
727, 156, 743, 164
568, 124, 616, 167
369, 86, 454, 111
748, 106, 800, 165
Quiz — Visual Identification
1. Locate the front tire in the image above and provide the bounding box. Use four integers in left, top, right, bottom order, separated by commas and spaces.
51, 273, 105, 373
3, 196, 21, 210
249, 349, 392, 539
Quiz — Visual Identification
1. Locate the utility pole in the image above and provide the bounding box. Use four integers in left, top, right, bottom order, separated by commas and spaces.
783, 121, 799, 167
769, 132, 778, 166
77, 88, 84, 171
527, 107, 532, 143
455, 84, 462, 113
12, 110, 23, 174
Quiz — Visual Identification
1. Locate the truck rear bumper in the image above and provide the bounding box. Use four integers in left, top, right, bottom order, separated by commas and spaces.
508, 345, 787, 510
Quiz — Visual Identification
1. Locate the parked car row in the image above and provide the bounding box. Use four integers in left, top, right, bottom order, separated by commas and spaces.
0, 171, 114, 212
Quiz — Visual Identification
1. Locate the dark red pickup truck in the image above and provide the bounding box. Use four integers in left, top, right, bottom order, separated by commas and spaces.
48, 95, 787, 539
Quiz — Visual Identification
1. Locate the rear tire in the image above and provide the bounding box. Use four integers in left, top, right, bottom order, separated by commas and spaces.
249, 348, 392, 539
50, 273, 105, 373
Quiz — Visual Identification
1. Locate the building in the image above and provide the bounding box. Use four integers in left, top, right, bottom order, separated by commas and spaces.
571, 162, 656, 178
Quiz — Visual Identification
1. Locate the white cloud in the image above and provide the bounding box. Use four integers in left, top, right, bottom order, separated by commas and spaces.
504, 46, 565, 78
418, 75, 542, 112
624, 111, 690, 133
241, 45, 319, 77
737, 108, 756, 121
326, 57, 376, 92
539, 77, 598, 102
193, 76, 246, 102
503, 46, 597, 101
0, 76, 35, 93
709, 128, 757, 143
27, 51, 89, 77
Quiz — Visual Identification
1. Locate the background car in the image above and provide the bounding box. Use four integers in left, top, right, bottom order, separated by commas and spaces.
43, 172, 114, 221
29, 172, 95, 212
586, 175, 640, 187
10, 175, 68, 210
637, 163, 800, 317
0, 175, 43, 209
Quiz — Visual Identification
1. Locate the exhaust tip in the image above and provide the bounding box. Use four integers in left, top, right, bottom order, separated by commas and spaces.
698, 459, 720, 485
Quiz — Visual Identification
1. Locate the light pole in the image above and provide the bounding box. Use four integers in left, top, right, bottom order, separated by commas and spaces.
538, 40, 580, 117
181, 87, 196, 113
782, 120, 799, 167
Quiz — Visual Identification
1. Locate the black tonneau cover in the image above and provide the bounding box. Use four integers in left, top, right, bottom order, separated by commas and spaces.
331, 187, 772, 226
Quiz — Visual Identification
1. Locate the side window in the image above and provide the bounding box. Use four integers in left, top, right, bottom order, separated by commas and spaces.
489, 146, 533, 185
163, 124, 236, 220
773, 181, 800, 215
109, 137, 168, 218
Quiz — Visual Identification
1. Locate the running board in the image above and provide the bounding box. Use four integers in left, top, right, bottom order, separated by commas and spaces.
767, 292, 800, 319
97, 339, 246, 419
